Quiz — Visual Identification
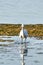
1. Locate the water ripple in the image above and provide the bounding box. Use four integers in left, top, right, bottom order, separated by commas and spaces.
36, 52, 43, 54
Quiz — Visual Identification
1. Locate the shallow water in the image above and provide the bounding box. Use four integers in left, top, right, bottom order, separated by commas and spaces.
0, 36, 43, 65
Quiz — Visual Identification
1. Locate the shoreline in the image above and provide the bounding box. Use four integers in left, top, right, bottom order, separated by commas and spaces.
0, 24, 43, 39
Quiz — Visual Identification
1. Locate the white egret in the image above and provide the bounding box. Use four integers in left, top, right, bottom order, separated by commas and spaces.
19, 24, 28, 44
19, 24, 28, 65
19, 24, 28, 54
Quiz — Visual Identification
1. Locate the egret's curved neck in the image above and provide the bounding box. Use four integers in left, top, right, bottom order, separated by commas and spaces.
22, 27, 24, 30
21, 24, 24, 30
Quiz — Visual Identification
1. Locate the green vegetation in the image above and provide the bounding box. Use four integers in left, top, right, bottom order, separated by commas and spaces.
0, 24, 43, 39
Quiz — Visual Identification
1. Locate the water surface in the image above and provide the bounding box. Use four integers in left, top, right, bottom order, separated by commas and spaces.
0, 36, 43, 65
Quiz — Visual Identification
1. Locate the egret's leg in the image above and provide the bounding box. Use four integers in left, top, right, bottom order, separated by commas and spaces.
20, 38, 23, 52
25, 38, 26, 48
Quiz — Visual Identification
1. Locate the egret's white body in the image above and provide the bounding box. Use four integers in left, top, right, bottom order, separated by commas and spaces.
19, 29, 28, 38
19, 24, 28, 39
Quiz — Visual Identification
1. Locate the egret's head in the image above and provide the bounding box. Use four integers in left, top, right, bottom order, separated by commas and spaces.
21, 24, 24, 28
